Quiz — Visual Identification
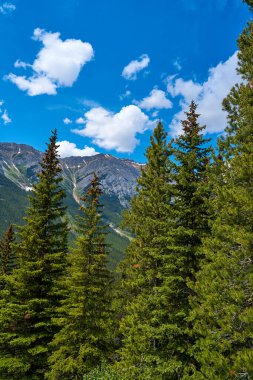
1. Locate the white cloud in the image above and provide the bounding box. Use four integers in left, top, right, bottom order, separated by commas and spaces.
63, 117, 72, 125
137, 88, 172, 110
167, 76, 202, 103
0, 2, 16, 14
14, 59, 31, 69
76, 117, 86, 124
32, 28, 93, 86
173, 58, 182, 71
167, 51, 240, 135
81, 98, 100, 108
7, 73, 57, 96
72, 105, 154, 153
58, 140, 98, 158
1, 109, 11, 124
122, 54, 150, 80
119, 89, 131, 100
6, 28, 94, 96
0, 100, 11, 125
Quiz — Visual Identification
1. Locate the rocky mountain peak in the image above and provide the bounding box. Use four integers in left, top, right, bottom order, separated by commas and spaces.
0, 142, 141, 207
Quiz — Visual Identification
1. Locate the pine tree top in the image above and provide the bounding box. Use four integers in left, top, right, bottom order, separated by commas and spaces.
80, 172, 102, 207
175, 100, 210, 153
40, 129, 61, 177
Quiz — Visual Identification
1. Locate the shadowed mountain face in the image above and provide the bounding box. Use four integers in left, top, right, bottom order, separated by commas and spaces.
0, 143, 142, 267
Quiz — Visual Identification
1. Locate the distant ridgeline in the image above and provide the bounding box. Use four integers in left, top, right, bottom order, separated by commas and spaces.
0, 142, 141, 267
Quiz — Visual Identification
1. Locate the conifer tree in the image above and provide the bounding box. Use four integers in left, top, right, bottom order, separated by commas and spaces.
0, 130, 68, 379
117, 122, 176, 379
190, 9, 253, 379
117, 111, 212, 378
0, 225, 15, 276
166, 102, 212, 378
47, 173, 112, 380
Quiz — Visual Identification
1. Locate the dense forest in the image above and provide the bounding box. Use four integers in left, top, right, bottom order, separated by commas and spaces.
0, 1, 252, 379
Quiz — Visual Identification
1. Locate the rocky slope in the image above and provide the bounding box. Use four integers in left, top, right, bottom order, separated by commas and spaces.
0, 142, 142, 266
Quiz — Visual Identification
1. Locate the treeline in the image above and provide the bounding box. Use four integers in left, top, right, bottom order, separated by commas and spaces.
0, 2, 253, 379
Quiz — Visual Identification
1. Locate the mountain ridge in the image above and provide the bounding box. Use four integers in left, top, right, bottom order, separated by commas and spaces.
0, 142, 142, 205
0, 142, 141, 267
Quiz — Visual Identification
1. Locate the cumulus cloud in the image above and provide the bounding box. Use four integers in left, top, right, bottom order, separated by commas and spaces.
137, 88, 172, 110
167, 76, 202, 102
122, 54, 150, 80
72, 105, 154, 153
58, 140, 98, 158
167, 51, 240, 136
0, 2, 15, 14
6, 28, 94, 96
63, 117, 72, 125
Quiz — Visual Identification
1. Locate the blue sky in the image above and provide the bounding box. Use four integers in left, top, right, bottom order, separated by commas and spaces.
0, 0, 250, 162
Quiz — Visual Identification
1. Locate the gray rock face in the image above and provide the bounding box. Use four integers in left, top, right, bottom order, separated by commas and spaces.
0, 143, 42, 190
0, 143, 143, 266
0, 142, 43, 166
0, 143, 141, 206
61, 154, 141, 207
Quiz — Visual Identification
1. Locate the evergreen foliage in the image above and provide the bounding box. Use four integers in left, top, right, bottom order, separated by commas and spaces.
0, 224, 15, 276
0, 130, 68, 379
82, 361, 122, 380
116, 122, 177, 378
190, 16, 253, 380
47, 173, 112, 380
117, 108, 212, 379
166, 101, 213, 377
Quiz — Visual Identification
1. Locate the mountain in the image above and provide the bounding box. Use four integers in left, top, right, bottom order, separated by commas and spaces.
0, 142, 142, 267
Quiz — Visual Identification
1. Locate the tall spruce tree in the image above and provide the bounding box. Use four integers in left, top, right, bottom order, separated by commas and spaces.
46, 173, 112, 380
117, 110, 212, 379
0, 130, 68, 379
190, 6, 253, 379
117, 122, 176, 379
166, 101, 212, 378
0, 225, 15, 276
